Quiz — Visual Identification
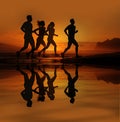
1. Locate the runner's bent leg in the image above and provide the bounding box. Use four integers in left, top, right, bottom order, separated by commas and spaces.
73, 39, 79, 57
51, 40, 57, 55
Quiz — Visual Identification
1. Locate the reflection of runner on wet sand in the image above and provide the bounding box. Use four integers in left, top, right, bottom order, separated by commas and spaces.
33, 68, 47, 102
62, 64, 78, 104
17, 66, 35, 107
41, 66, 58, 100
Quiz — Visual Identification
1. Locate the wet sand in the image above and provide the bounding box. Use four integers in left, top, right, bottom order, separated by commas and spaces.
0, 64, 119, 122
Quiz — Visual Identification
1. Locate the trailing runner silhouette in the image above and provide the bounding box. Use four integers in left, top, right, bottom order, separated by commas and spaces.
16, 15, 35, 57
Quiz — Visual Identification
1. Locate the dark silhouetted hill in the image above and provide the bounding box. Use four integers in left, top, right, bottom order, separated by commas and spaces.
0, 43, 19, 52
96, 38, 120, 49
96, 71, 120, 84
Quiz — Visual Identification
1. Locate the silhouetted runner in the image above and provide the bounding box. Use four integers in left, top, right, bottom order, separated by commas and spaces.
27, 20, 47, 57
62, 64, 78, 104
61, 18, 79, 58
38, 22, 58, 56
16, 15, 35, 57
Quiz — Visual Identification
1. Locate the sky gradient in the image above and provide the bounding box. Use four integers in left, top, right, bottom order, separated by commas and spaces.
0, 0, 120, 48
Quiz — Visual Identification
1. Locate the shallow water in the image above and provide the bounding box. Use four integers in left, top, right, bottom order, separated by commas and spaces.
0, 65, 119, 122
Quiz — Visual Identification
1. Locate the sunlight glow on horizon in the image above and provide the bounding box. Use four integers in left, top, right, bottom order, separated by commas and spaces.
0, 0, 120, 53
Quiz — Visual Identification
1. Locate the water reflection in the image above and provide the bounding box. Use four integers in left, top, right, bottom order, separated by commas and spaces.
96, 71, 120, 84
40, 66, 58, 100
62, 64, 78, 104
17, 64, 59, 106
16, 64, 120, 107
33, 67, 47, 102
0, 63, 119, 122
17, 65, 35, 107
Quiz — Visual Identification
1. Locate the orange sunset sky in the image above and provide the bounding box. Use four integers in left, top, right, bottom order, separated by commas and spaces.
0, 0, 120, 50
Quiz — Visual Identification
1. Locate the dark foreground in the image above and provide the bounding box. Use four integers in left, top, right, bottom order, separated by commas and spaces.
0, 52, 119, 122
0, 52, 120, 69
